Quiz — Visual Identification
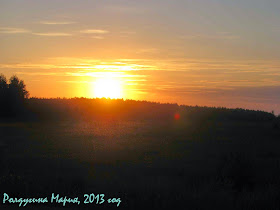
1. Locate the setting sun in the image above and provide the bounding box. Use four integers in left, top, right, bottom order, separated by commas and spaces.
94, 77, 123, 99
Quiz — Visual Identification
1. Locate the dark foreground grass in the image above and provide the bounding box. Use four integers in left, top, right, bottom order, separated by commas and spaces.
0, 117, 280, 209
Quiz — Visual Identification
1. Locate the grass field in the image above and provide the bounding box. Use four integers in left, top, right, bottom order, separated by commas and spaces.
1, 112, 280, 209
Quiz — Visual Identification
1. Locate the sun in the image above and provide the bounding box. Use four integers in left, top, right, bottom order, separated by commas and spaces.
94, 77, 122, 99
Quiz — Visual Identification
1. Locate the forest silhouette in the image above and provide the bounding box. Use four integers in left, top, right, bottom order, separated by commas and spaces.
0, 74, 277, 123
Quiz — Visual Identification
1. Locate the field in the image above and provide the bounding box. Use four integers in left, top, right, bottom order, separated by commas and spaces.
1, 107, 280, 209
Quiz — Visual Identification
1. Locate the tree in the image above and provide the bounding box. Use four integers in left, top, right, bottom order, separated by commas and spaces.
0, 74, 8, 89
0, 74, 29, 118
0, 74, 9, 117
0, 74, 8, 102
9, 75, 29, 99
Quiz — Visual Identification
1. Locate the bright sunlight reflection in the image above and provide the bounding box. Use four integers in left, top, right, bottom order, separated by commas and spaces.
94, 77, 122, 99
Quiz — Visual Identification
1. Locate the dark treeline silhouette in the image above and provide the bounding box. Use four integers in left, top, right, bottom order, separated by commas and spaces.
0, 74, 277, 124
25, 97, 276, 123
0, 74, 29, 119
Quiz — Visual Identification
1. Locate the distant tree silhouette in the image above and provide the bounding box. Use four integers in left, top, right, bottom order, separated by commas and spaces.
0, 74, 29, 118
0, 74, 8, 89
0, 74, 8, 98
9, 75, 29, 99
0, 74, 9, 117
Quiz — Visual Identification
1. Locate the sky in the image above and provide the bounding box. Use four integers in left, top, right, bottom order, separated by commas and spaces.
1, 0, 280, 113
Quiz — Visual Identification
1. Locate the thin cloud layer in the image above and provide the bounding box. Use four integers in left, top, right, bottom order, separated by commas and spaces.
0, 27, 30, 34
0, 26, 109, 37
0, 26, 72, 37
79, 29, 109, 34
31, 32, 73, 37
39, 21, 76, 25
180, 33, 240, 40
91, 36, 104, 39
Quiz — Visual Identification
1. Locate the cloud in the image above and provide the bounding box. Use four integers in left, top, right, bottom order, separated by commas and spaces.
31, 32, 72, 37
91, 36, 104, 39
79, 29, 109, 34
0, 27, 109, 38
180, 33, 239, 40
0, 26, 72, 37
67, 72, 146, 78
16, 72, 62, 76
59, 80, 91, 84
0, 27, 30, 34
39, 21, 76, 25
0, 59, 154, 72
0, 63, 57, 69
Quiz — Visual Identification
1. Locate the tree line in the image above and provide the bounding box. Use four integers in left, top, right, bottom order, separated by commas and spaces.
0, 73, 277, 123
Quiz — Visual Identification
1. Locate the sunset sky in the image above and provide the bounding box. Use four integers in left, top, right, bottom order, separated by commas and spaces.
1, 0, 280, 113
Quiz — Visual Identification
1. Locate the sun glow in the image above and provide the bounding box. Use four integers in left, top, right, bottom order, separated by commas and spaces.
94, 77, 123, 99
